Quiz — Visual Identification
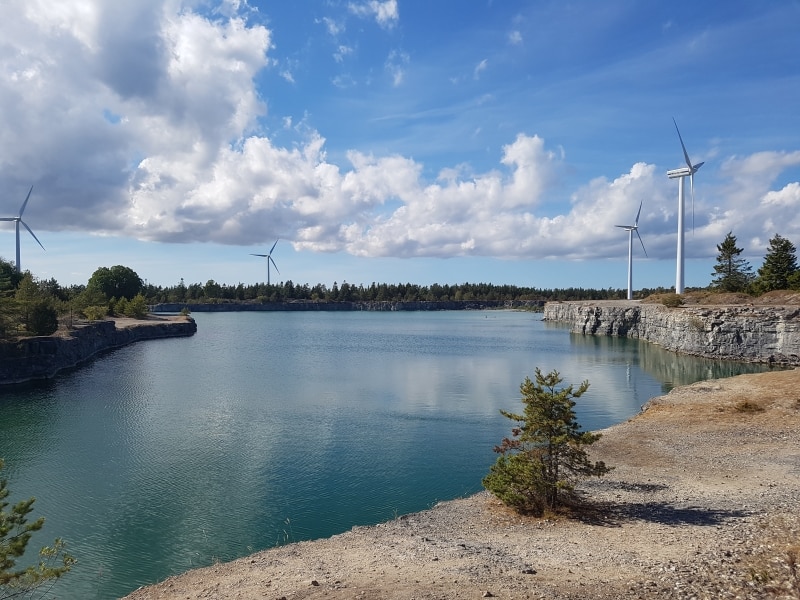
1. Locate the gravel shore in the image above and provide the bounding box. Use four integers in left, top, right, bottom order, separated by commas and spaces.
124, 368, 800, 600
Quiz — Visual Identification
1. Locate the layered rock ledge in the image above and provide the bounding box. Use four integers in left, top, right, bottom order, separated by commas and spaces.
543, 300, 800, 365
0, 315, 197, 385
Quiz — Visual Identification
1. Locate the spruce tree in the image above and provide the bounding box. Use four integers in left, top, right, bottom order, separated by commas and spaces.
483, 368, 611, 514
711, 232, 753, 292
756, 234, 798, 292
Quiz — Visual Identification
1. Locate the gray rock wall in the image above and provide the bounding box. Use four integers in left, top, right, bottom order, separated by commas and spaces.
0, 318, 197, 385
543, 301, 800, 365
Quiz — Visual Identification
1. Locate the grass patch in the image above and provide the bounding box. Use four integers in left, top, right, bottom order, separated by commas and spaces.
734, 399, 765, 413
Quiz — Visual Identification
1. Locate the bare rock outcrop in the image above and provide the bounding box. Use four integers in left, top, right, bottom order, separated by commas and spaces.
543, 300, 800, 365
0, 316, 197, 385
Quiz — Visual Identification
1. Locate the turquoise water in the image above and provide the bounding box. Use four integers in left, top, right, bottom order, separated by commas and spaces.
0, 311, 769, 599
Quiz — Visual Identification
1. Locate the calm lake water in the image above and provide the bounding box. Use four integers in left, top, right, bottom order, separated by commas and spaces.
0, 310, 769, 599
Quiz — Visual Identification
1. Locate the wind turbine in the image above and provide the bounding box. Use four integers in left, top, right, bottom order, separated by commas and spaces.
250, 239, 280, 285
615, 200, 647, 300
0, 185, 45, 273
666, 118, 704, 294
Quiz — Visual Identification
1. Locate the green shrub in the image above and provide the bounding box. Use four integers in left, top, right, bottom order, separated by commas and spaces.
27, 303, 59, 336
124, 294, 148, 319
82, 305, 107, 321
660, 293, 684, 308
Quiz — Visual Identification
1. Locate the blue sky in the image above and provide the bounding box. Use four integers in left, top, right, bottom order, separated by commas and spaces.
1, 1, 799, 290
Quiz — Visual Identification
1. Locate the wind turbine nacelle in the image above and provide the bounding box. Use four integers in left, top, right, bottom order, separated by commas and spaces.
667, 167, 692, 179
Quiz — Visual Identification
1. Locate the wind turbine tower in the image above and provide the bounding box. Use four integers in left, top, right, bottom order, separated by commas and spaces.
615, 201, 647, 300
0, 186, 45, 273
666, 119, 704, 294
250, 239, 280, 285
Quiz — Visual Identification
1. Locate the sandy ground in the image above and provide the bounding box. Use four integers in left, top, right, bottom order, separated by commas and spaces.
122, 367, 800, 600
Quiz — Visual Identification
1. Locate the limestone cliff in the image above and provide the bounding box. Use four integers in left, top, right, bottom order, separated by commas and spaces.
0, 317, 197, 385
543, 301, 800, 365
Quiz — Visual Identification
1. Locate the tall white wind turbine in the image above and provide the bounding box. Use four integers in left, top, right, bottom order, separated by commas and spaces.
0, 186, 45, 273
666, 118, 704, 294
250, 239, 280, 285
615, 201, 647, 300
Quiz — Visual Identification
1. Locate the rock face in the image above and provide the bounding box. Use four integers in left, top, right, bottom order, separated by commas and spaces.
0, 317, 197, 385
543, 301, 800, 365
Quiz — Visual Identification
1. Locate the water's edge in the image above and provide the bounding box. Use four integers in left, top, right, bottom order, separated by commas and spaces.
543, 300, 800, 365
0, 316, 197, 385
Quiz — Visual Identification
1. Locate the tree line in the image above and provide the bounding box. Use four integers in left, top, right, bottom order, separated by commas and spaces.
146, 279, 633, 304
0, 230, 797, 339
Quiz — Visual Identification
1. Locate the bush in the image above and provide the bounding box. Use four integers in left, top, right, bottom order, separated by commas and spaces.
26, 302, 58, 336
124, 294, 148, 319
82, 305, 107, 321
660, 293, 684, 308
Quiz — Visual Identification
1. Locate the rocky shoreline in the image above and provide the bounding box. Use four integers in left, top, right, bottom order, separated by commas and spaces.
0, 315, 197, 385
124, 367, 800, 600
543, 300, 800, 365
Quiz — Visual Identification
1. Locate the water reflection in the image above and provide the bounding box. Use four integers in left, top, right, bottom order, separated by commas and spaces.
0, 311, 771, 600
566, 330, 772, 394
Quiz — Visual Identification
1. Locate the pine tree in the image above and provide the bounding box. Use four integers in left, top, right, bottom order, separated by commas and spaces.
711, 232, 753, 292
1, 459, 75, 597
483, 368, 611, 514
756, 234, 798, 292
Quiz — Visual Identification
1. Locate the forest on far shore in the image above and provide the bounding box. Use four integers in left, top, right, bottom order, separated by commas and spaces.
1, 230, 797, 338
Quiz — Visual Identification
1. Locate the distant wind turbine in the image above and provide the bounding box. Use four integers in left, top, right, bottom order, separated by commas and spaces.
666, 118, 704, 294
250, 239, 280, 285
0, 185, 45, 273
615, 201, 647, 301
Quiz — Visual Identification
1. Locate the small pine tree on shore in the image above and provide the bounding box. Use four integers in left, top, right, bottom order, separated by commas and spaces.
483, 368, 611, 514
1, 459, 75, 598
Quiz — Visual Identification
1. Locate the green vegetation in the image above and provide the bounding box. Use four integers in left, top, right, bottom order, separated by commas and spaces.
707, 231, 799, 296
0, 230, 797, 339
483, 368, 611, 514
754, 234, 799, 293
144, 279, 635, 305
0, 459, 74, 598
711, 232, 754, 293
659, 293, 684, 308
86, 265, 143, 300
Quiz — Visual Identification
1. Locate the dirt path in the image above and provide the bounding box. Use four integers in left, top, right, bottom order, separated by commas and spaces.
124, 368, 800, 600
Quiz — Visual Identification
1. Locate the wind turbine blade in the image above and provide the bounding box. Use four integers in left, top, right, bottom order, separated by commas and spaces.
636, 230, 647, 258
672, 118, 692, 169
693, 161, 705, 172
269, 238, 279, 255
19, 185, 34, 217
250, 253, 268, 257
0, 217, 15, 222
21, 221, 45, 250
269, 256, 280, 275
635, 200, 643, 226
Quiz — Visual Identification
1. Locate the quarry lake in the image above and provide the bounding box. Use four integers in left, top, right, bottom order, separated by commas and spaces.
0, 310, 770, 599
